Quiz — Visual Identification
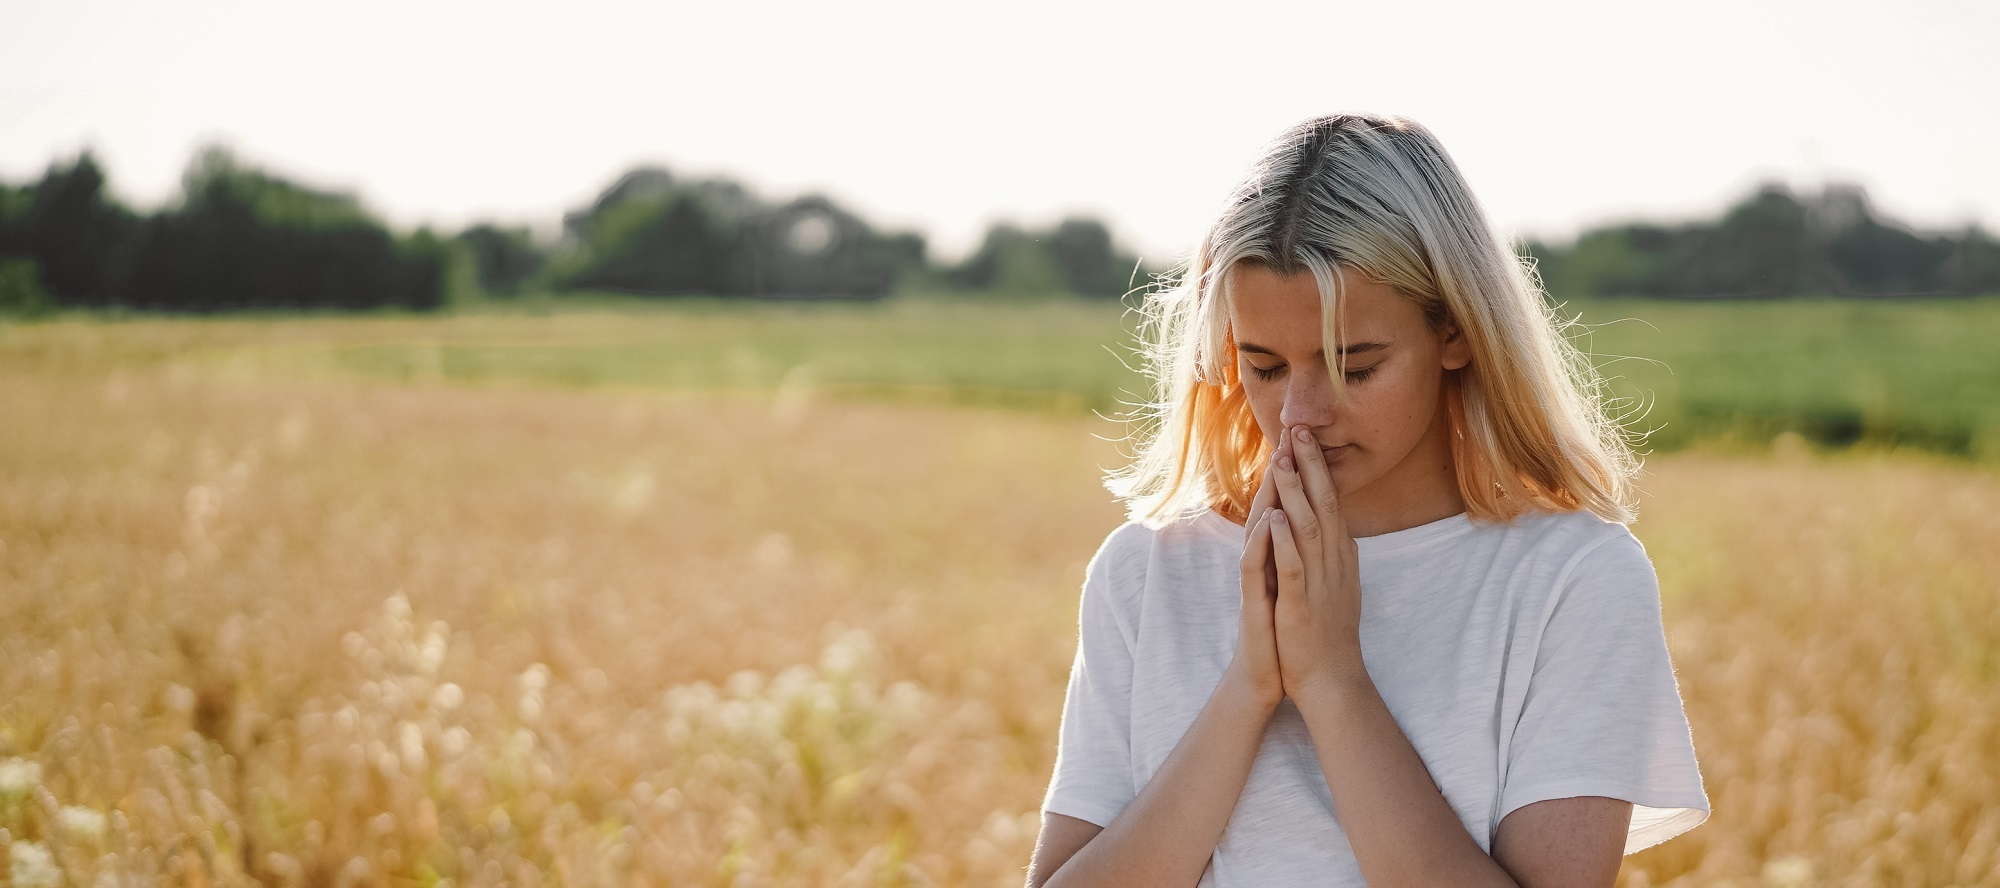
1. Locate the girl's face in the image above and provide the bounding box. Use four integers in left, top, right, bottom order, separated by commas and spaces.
1227, 262, 1472, 528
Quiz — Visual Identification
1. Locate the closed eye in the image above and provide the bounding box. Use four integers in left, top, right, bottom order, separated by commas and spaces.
1248, 364, 1379, 383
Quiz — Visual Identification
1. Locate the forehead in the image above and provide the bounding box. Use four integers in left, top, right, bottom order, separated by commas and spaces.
1224, 262, 1420, 349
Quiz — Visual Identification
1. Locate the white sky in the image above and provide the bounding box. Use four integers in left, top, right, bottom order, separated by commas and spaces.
3, 0, 1994, 263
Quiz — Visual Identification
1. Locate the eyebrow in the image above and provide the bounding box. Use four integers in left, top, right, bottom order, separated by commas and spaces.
1236, 341, 1390, 358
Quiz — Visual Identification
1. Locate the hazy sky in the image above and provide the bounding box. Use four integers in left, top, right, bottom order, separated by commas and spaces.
3, 0, 1993, 263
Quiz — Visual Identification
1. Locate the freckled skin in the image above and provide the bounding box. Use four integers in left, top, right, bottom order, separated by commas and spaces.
1227, 263, 1472, 538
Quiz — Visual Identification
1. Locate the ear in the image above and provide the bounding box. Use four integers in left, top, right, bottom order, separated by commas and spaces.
1438, 320, 1472, 371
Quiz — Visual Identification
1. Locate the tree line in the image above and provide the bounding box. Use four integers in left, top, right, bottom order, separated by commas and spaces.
1525, 183, 2000, 299
435, 165, 1153, 304
3, 148, 1997, 316
0, 149, 445, 314
0, 150, 1153, 315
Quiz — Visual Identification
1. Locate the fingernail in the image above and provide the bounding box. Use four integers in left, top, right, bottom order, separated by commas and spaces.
1270, 510, 1285, 524
1295, 427, 1313, 443
1276, 453, 1294, 472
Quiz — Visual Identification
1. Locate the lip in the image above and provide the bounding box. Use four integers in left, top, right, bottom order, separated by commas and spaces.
1320, 445, 1353, 462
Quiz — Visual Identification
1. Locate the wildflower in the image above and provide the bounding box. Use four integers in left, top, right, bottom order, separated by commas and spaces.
1763, 857, 1813, 888
58, 805, 107, 840
0, 757, 41, 795
430, 681, 463, 711
518, 663, 550, 723
818, 627, 875, 678
418, 622, 449, 675
398, 721, 427, 771
521, 662, 551, 694
10, 841, 59, 888
440, 726, 471, 758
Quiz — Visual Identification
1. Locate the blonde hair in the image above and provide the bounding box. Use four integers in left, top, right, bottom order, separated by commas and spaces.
1108, 114, 1639, 528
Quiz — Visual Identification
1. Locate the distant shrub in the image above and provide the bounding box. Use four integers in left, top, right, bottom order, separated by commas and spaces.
0, 257, 55, 318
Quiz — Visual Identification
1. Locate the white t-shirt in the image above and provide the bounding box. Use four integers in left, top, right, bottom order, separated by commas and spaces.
1041, 506, 1708, 885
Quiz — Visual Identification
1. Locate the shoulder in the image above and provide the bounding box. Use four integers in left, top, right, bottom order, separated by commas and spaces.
1459, 510, 1658, 626
1498, 508, 1637, 555
1500, 511, 1661, 629
1083, 510, 1236, 609
1085, 519, 1154, 587
1493, 509, 1649, 578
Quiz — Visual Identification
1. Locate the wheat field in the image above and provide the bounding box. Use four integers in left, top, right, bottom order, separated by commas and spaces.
2, 319, 1998, 887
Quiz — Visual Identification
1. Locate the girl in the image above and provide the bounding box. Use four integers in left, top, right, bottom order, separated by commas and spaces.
1027, 115, 1707, 887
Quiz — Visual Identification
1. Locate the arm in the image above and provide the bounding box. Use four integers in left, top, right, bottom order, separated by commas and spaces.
1264, 425, 1631, 888
1030, 493, 1293, 887
1027, 669, 1278, 888
1290, 676, 1630, 887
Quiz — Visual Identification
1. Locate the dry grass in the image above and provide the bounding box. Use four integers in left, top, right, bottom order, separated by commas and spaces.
2, 331, 1997, 886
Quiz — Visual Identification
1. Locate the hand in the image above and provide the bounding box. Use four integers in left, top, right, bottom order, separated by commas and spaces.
1265, 424, 1368, 703
1229, 455, 1286, 711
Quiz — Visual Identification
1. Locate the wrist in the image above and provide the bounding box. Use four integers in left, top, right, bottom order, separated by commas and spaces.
1219, 660, 1285, 715
1288, 662, 1376, 714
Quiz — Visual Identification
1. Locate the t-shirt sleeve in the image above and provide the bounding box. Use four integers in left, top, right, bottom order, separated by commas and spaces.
1040, 535, 1139, 828
1498, 529, 1709, 854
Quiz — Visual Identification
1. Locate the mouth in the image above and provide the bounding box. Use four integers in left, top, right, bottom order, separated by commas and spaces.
1320, 445, 1353, 462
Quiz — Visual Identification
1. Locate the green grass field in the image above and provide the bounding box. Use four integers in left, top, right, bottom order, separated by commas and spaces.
1552, 296, 2000, 458
6, 292, 1997, 460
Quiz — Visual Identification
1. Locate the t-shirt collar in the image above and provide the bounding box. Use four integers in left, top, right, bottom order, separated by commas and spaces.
1195, 507, 1474, 555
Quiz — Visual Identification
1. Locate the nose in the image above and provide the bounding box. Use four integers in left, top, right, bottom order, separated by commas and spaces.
1277, 364, 1336, 432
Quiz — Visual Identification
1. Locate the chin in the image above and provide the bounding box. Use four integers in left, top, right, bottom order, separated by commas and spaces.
1332, 471, 1363, 498
1322, 459, 1359, 494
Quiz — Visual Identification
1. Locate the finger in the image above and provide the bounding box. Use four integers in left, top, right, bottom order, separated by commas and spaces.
1254, 425, 1292, 516
1244, 455, 1281, 536
1271, 443, 1324, 560
1240, 512, 1272, 616
1287, 425, 1346, 538
1239, 508, 1272, 592
1268, 509, 1306, 600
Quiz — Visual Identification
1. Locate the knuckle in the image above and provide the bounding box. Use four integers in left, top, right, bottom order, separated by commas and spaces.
1294, 516, 1322, 540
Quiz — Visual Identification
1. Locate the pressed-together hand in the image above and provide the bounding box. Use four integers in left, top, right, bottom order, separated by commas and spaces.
1238, 424, 1368, 706
1230, 457, 1287, 710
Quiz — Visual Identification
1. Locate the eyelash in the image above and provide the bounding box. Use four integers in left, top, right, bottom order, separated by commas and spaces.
1250, 365, 1378, 384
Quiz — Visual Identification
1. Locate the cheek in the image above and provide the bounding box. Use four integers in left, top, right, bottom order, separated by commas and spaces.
1351, 373, 1438, 436
1386, 373, 1444, 428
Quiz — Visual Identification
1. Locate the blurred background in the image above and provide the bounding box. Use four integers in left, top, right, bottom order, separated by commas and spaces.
2, 1, 1997, 886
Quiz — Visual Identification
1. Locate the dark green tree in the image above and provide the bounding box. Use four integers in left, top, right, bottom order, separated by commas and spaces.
1938, 226, 2000, 295
121, 146, 443, 311
742, 196, 921, 299
1667, 186, 1812, 297
0, 152, 139, 305
456, 224, 545, 296
557, 168, 922, 299
1050, 217, 1147, 298
567, 191, 748, 295
1828, 219, 1955, 295
950, 217, 1150, 298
